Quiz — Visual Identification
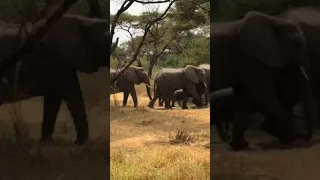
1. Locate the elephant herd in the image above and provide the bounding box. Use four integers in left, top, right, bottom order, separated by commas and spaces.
210, 7, 320, 151
111, 6, 320, 151
110, 64, 211, 110
0, 7, 319, 150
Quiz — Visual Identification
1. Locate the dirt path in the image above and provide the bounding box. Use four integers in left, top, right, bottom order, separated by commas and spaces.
211, 127, 320, 180
0, 70, 109, 180
110, 88, 210, 180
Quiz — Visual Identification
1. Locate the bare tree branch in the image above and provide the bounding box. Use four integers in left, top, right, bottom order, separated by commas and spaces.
0, 0, 80, 77
155, 32, 178, 60
110, 0, 173, 55
110, 0, 176, 84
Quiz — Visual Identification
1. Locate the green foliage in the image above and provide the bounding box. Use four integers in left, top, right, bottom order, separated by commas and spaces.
161, 34, 209, 68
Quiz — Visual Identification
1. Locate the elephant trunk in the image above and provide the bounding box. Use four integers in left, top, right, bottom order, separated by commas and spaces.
145, 78, 152, 100
203, 82, 209, 106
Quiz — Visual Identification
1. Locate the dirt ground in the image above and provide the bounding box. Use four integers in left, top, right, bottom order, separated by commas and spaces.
211, 126, 320, 180
0, 68, 109, 180
110, 84, 210, 180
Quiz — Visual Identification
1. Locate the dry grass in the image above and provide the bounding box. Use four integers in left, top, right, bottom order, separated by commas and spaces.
110, 84, 210, 180
0, 69, 109, 179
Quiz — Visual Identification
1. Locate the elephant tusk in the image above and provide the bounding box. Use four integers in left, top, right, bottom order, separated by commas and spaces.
299, 65, 310, 81
146, 84, 150, 88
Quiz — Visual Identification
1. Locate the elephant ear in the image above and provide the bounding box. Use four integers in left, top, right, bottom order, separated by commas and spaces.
123, 67, 141, 84
237, 11, 285, 68
184, 65, 200, 83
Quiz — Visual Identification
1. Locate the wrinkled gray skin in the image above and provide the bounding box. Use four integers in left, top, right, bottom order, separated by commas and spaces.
148, 65, 209, 109
0, 14, 110, 145
110, 66, 151, 107
211, 10, 316, 150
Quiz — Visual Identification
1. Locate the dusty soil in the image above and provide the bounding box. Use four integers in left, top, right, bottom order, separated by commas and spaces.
0, 69, 109, 180
211, 126, 320, 180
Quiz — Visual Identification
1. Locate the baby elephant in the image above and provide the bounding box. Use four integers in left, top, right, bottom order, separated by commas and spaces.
210, 88, 235, 142
159, 82, 207, 108
171, 89, 202, 107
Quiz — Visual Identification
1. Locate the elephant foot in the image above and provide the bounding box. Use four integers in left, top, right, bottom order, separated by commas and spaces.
182, 106, 188, 109
218, 132, 228, 142
74, 138, 88, 145
39, 136, 54, 144
148, 103, 154, 109
229, 139, 249, 151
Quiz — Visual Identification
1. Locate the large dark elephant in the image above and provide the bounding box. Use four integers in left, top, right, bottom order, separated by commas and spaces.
0, 14, 110, 145
110, 66, 152, 107
148, 65, 209, 109
211, 11, 317, 150
280, 7, 320, 125
158, 64, 210, 107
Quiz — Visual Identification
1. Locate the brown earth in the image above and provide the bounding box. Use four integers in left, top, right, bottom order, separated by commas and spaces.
0, 68, 109, 180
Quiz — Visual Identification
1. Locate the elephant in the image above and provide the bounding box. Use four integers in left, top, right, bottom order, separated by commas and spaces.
0, 14, 110, 145
211, 10, 317, 150
110, 66, 152, 107
148, 65, 209, 109
279, 7, 320, 126
210, 88, 234, 142
158, 82, 208, 107
170, 82, 208, 107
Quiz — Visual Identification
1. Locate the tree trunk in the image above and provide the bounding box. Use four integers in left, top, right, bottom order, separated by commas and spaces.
148, 61, 156, 78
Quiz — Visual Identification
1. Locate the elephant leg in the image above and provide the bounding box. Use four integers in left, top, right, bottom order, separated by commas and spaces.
62, 73, 88, 145
164, 97, 172, 109
40, 93, 62, 143
229, 98, 250, 151
148, 86, 160, 108
127, 85, 138, 107
171, 98, 175, 107
123, 91, 129, 106
182, 90, 189, 109
225, 120, 232, 141
159, 97, 164, 106
216, 120, 228, 142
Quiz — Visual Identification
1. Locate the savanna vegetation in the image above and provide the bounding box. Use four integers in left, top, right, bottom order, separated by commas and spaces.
110, 0, 210, 179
